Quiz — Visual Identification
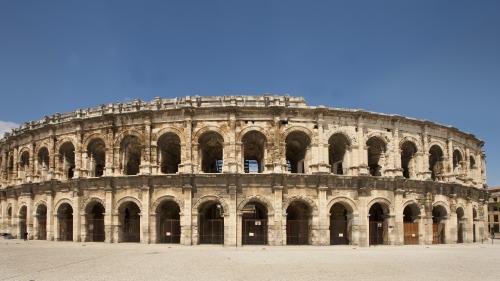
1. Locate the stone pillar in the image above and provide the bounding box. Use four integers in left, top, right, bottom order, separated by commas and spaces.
140, 184, 150, 243
358, 195, 369, 247
104, 188, 114, 243
225, 185, 237, 246
140, 121, 152, 175
26, 195, 33, 240
179, 117, 193, 174
357, 118, 368, 175
394, 190, 404, 245
316, 186, 329, 245
419, 126, 431, 180
181, 184, 192, 245
392, 122, 403, 177
46, 192, 53, 240
73, 192, 81, 242
273, 185, 284, 245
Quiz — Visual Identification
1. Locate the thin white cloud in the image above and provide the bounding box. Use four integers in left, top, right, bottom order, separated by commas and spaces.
0, 121, 19, 138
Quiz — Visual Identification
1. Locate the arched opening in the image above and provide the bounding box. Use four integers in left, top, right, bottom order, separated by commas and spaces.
119, 201, 141, 242
57, 203, 73, 241
453, 150, 463, 174
36, 204, 47, 240
432, 205, 447, 244
368, 203, 389, 245
87, 138, 106, 177
85, 202, 105, 242
156, 200, 181, 244
158, 133, 181, 174
19, 206, 27, 239
37, 147, 50, 179
401, 141, 417, 179
429, 145, 444, 181
286, 201, 311, 245
199, 132, 224, 173
367, 137, 386, 177
286, 131, 311, 174
329, 202, 353, 245
120, 135, 142, 175
472, 208, 478, 243
199, 201, 224, 244
328, 134, 350, 175
456, 207, 465, 243
59, 142, 75, 180
242, 202, 268, 245
242, 131, 266, 173
20, 151, 30, 178
470, 156, 476, 170
403, 204, 421, 245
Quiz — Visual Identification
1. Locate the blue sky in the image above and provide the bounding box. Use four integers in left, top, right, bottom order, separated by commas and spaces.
0, 1, 499, 185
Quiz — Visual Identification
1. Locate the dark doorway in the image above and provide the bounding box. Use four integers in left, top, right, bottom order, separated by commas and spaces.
403, 204, 420, 245
36, 205, 47, 240
457, 208, 465, 243
199, 132, 224, 173
86, 202, 105, 242
19, 206, 27, 240
285, 132, 311, 174
199, 202, 224, 244
58, 203, 73, 241
330, 203, 351, 245
242, 202, 268, 245
158, 133, 181, 174
157, 201, 181, 244
369, 203, 388, 245
432, 205, 447, 244
286, 201, 310, 245
119, 202, 141, 242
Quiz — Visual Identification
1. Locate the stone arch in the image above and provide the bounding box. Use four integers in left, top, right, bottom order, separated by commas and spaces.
113, 129, 145, 148
192, 125, 229, 144
54, 198, 73, 214
283, 196, 318, 217
326, 196, 358, 215
82, 197, 105, 214
365, 132, 390, 146
82, 133, 109, 151
399, 135, 422, 152
281, 126, 314, 142
151, 195, 184, 215
328, 131, 353, 147
115, 196, 143, 214
152, 126, 185, 144
34, 140, 51, 156
401, 199, 423, 212
428, 141, 446, 155
192, 195, 229, 216
237, 126, 271, 143
237, 195, 275, 215
432, 201, 450, 216
367, 197, 393, 215
55, 137, 77, 153
33, 200, 48, 215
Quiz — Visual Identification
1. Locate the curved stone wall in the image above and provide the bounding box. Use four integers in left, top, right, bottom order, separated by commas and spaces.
0, 95, 489, 246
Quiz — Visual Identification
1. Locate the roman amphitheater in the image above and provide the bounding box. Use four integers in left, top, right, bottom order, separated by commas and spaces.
0, 95, 489, 247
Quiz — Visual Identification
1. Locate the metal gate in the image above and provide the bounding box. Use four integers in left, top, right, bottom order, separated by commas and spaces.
287, 219, 309, 245
404, 223, 419, 245
159, 219, 181, 244
123, 218, 140, 242
369, 221, 385, 245
38, 217, 47, 240
59, 218, 73, 241
19, 219, 27, 239
457, 223, 464, 243
87, 218, 105, 242
432, 223, 445, 244
242, 219, 268, 245
330, 219, 349, 245
200, 219, 223, 244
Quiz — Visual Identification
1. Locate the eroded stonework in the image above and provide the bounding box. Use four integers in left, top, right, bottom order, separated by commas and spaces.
0, 95, 489, 246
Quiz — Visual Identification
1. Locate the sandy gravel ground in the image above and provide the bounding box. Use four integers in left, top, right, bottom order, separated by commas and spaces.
1, 240, 499, 281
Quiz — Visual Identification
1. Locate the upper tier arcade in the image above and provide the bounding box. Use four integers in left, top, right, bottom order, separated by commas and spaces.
0, 95, 486, 189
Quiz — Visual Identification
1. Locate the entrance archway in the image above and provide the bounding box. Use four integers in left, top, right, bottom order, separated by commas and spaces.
86, 202, 105, 242
19, 206, 27, 239
432, 205, 447, 244
199, 202, 224, 244
403, 203, 420, 245
456, 207, 465, 243
286, 201, 311, 245
57, 203, 73, 241
36, 204, 47, 240
368, 203, 389, 245
242, 202, 268, 245
119, 202, 141, 242
156, 201, 181, 244
330, 203, 352, 245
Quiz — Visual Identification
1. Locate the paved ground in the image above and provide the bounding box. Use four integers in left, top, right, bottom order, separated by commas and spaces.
1, 240, 499, 281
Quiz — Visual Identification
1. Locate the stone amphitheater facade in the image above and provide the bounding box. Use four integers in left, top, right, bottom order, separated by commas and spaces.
0, 95, 489, 246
